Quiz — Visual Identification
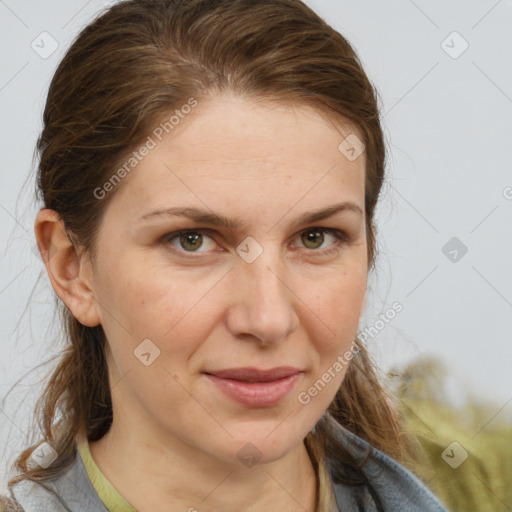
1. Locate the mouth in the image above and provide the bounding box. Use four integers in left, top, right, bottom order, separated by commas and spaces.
203, 366, 302, 382
202, 367, 303, 408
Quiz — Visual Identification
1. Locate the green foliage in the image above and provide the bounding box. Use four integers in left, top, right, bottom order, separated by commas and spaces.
389, 357, 512, 512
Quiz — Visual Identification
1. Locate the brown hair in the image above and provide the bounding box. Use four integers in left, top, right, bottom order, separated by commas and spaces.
6, 0, 410, 510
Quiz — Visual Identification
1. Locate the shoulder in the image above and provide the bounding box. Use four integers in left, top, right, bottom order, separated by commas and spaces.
324, 416, 449, 512
4, 446, 107, 512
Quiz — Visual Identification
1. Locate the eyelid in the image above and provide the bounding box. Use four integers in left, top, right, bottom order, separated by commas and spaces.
160, 226, 349, 257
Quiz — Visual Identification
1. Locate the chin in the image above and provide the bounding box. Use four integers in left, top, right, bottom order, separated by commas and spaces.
225, 424, 306, 464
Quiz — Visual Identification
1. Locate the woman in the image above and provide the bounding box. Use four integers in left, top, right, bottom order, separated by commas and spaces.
1, 0, 449, 510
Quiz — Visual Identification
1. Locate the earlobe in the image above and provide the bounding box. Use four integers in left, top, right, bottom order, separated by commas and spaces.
34, 209, 101, 327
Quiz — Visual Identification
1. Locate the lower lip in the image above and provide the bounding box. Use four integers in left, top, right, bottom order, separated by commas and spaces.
204, 372, 302, 407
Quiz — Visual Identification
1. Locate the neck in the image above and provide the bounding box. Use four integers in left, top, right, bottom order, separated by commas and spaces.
88, 418, 318, 512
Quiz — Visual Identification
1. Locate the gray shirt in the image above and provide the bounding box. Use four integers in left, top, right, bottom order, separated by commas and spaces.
3, 420, 449, 511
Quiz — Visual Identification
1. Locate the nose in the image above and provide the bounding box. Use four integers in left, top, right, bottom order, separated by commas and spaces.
225, 247, 300, 346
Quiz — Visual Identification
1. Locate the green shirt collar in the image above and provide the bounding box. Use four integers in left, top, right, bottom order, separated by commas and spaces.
77, 436, 138, 512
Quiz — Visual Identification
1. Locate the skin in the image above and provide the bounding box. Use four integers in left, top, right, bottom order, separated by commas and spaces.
35, 92, 368, 512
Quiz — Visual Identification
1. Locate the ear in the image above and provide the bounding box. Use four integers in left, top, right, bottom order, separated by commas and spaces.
34, 209, 101, 327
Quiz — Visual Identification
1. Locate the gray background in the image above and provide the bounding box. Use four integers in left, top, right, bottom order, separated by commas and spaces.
1, 0, 511, 492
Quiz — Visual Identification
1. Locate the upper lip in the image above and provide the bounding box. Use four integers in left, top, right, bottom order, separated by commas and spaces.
204, 366, 303, 382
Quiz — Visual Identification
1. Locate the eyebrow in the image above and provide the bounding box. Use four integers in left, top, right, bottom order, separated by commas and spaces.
138, 201, 363, 230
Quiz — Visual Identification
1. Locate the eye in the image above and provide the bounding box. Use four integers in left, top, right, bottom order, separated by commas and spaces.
295, 227, 348, 256
160, 227, 349, 257
161, 230, 218, 254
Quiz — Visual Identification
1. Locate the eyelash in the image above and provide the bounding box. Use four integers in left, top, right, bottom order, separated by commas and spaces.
160, 227, 349, 258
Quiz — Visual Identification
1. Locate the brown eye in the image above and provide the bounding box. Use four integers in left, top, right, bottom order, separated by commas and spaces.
179, 232, 203, 252
160, 227, 347, 258
301, 229, 325, 249
297, 228, 347, 254
162, 230, 217, 254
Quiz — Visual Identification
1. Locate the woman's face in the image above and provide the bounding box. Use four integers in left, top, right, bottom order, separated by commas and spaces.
85, 93, 367, 465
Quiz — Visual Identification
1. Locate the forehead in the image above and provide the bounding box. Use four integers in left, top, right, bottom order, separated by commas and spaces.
106, 93, 366, 219
156, 93, 361, 165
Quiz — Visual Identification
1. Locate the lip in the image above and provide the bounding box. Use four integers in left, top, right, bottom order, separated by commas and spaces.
205, 366, 302, 382
203, 367, 303, 407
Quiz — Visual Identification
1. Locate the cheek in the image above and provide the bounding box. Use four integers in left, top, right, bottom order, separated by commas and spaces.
303, 267, 366, 346
296, 275, 364, 413
97, 259, 223, 361
296, 268, 365, 414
